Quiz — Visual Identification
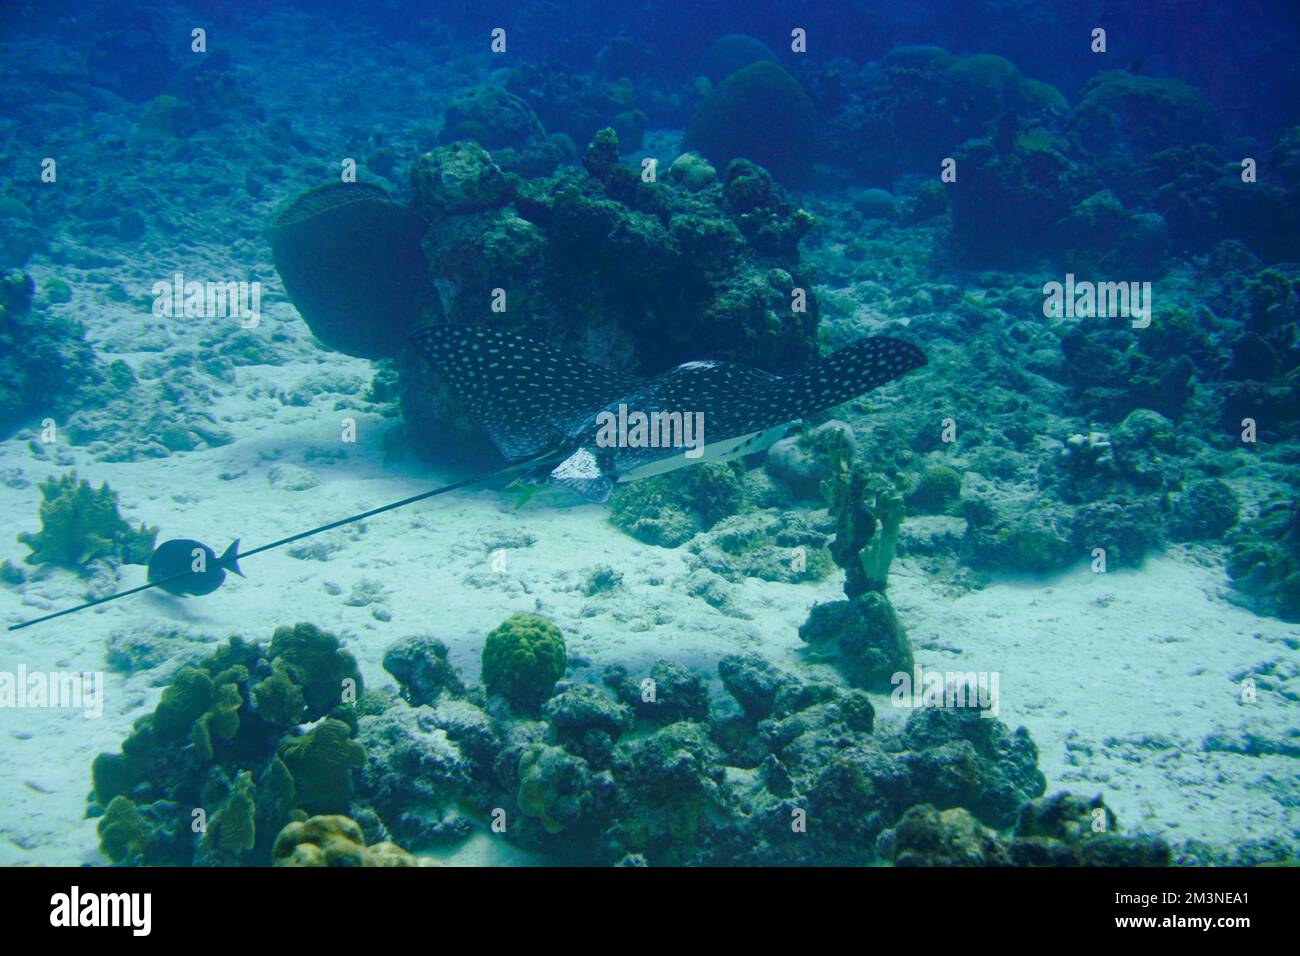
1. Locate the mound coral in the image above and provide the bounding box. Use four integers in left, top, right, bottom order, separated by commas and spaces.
438, 84, 562, 176
609, 461, 750, 547
879, 792, 1169, 866
272, 814, 429, 867
1068, 70, 1220, 188
799, 592, 914, 691
440, 85, 546, 151
481, 613, 567, 710
341, 638, 1162, 866
906, 465, 963, 514
701, 34, 778, 83
683, 61, 816, 183
267, 182, 433, 359
378, 126, 821, 462
18, 472, 157, 572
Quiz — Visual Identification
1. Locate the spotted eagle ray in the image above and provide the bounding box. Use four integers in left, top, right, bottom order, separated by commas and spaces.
412, 323, 927, 502
9, 323, 924, 630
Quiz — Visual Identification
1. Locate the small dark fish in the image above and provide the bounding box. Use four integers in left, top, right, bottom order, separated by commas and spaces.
147, 538, 243, 596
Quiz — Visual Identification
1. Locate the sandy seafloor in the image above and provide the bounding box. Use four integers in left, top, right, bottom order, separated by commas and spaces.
0, 7, 1297, 866
0, 311, 1296, 863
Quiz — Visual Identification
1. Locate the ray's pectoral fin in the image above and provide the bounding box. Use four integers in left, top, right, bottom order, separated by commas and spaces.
549, 448, 615, 503
410, 323, 642, 461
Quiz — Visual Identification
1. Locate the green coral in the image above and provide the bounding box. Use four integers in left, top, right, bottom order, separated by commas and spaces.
481, 612, 567, 709
251, 659, 308, 726
907, 465, 963, 514
267, 622, 364, 720
682, 60, 816, 183
821, 446, 905, 596
18, 472, 157, 571
202, 771, 257, 855
97, 795, 153, 864
152, 666, 213, 741
278, 718, 365, 815
192, 672, 244, 761
89, 628, 365, 865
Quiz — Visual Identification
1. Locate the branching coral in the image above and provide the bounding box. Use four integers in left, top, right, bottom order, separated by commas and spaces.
820, 445, 904, 597
18, 472, 157, 571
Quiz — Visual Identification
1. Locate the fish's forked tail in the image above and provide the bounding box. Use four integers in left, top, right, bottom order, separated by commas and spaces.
221, 539, 244, 577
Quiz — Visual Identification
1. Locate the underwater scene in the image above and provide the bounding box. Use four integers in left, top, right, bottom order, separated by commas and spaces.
0, 0, 1297, 873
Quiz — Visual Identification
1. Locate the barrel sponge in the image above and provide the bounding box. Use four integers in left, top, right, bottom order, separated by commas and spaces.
682, 60, 815, 184
481, 612, 567, 709
267, 182, 432, 359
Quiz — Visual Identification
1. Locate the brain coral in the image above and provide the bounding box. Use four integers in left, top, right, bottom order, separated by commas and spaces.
481, 612, 567, 710
683, 60, 816, 184
701, 34, 778, 83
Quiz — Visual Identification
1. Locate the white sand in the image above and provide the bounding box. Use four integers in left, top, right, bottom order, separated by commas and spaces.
1, 297, 1296, 865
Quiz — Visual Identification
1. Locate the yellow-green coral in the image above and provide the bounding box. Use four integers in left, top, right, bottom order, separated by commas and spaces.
268, 622, 364, 719
203, 771, 257, 855
277, 718, 365, 815
821, 446, 905, 596
860, 483, 904, 593
481, 612, 567, 709
192, 674, 243, 761
18, 472, 157, 571
271, 814, 431, 867
251, 658, 307, 726
97, 796, 151, 864
152, 666, 213, 741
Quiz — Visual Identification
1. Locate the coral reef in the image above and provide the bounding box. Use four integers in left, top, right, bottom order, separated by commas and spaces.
18, 473, 157, 572
878, 792, 1170, 866
396, 129, 819, 462
89, 626, 367, 866
609, 461, 752, 547
1227, 496, 1300, 622
0, 270, 101, 437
